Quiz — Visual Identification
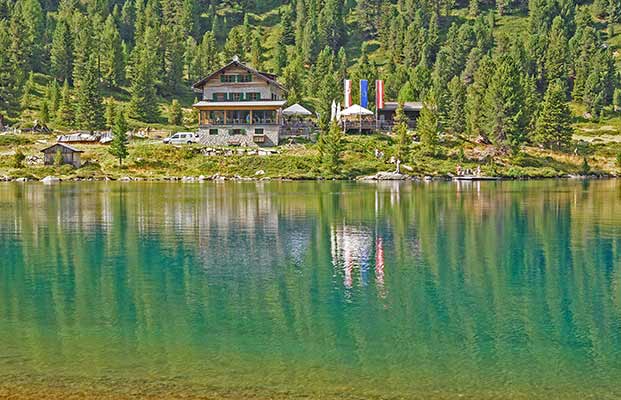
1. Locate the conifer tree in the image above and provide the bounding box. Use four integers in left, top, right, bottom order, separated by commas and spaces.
109, 111, 129, 166
483, 54, 527, 152
533, 80, 573, 150
50, 18, 73, 84
39, 100, 49, 124
101, 15, 124, 88
47, 80, 60, 114
75, 55, 104, 130
129, 27, 160, 122
105, 97, 116, 128
0, 21, 20, 114
417, 90, 440, 155
169, 99, 183, 126
319, 120, 344, 175
393, 103, 410, 167
20, 72, 35, 110
250, 30, 264, 70
274, 37, 287, 75
162, 26, 185, 95
280, 5, 295, 45
447, 76, 466, 135
544, 16, 569, 89
199, 31, 218, 76
56, 80, 74, 126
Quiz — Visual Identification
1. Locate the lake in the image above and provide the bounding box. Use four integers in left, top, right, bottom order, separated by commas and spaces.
1, 180, 620, 399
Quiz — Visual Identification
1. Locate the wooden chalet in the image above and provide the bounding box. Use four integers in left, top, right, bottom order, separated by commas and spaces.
41, 143, 84, 168
192, 57, 288, 146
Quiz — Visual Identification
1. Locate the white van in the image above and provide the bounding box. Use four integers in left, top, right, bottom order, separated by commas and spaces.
163, 132, 199, 145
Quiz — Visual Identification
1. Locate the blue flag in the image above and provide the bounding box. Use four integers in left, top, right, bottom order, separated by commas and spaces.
360, 80, 368, 108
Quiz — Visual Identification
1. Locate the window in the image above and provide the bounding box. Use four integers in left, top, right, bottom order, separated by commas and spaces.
213, 93, 226, 101
220, 74, 236, 83
253, 110, 276, 124
246, 92, 261, 101
238, 74, 253, 82
229, 110, 250, 124
209, 128, 218, 135
229, 128, 246, 135
208, 111, 225, 124
254, 128, 264, 135
230, 93, 243, 101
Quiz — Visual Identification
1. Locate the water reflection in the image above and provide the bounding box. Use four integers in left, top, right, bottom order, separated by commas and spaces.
1, 180, 621, 399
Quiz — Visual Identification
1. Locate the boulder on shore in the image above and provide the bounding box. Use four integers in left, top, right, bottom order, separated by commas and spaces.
358, 171, 410, 181
41, 176, 61, 184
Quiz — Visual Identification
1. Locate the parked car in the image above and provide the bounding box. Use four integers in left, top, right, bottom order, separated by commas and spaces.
163, 132, 199, 145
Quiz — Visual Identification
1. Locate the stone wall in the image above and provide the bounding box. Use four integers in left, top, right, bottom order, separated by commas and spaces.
198, 125, 280, 147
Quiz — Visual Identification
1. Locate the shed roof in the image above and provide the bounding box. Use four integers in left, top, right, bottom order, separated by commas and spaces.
381, 102, 423, 112
40, 142, 84, 153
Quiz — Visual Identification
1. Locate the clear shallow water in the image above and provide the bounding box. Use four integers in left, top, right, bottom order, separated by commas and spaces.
1, 180, 621, 399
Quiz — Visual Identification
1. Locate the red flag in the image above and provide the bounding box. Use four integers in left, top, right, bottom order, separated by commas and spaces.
376, 80, 384, 110
344, 79, 352, 108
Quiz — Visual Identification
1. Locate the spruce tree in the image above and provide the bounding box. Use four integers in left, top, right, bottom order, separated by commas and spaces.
20, 72, 35, 111
50, 18, 73, 84
105, 97, 116, 128
109, 111, 129, 166
168, 99, 183, 126
544, 16, 569, 89
250, 30, 264, 70
533, 80, 573, 150
417, 90, 440, 155
129, 27, 160, 122
199, 31, 218, 76
393, 103, 410, 166
320, 120, 344, 175
56, 80, 74, 126
447, 76, 466, 135
75, 55, 104, 130
47, 80, 60, 114
483, 54, 527, 152
101, 15, 124, 88
40, 100, 49, 124
0, 20, 20, 114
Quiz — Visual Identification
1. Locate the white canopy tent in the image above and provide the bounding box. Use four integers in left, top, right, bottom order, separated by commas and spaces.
282, 103, 313, 116
339, 104, 374, 117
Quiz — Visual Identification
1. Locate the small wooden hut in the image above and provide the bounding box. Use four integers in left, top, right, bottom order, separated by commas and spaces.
41, 143, 84, 168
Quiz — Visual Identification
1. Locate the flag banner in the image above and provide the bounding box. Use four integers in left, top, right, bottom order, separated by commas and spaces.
344, 80, 352, 108
360, 80, 368, 108
376, 80, 384, 110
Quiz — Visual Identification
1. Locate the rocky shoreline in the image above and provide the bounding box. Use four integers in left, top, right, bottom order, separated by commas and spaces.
0, 172, 615, 183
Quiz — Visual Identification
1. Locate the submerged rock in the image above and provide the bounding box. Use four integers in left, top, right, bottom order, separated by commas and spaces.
15, 177, 28, 182
119, 176, 132, 182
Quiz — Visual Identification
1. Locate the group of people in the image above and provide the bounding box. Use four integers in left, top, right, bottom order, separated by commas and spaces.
456, 165, 482, 176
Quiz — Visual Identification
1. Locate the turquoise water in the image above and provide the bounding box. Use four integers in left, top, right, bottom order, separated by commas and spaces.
1, 180, 621, 399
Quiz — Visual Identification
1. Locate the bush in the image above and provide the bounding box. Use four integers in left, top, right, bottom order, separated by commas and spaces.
0, 135, 31, 147
12, 149, 26, 168
580, 157, 591, 175
54, 149, 64, 166
616, 153, 621, 169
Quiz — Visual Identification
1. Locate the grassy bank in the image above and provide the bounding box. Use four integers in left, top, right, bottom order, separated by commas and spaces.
1, 133, 619, 181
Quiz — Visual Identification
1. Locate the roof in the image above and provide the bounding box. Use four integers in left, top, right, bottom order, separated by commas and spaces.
40, 142, 84, 153
193, 100, 287, 107
57, 132, 99, 142
282, 103, 313, 116
381, 102, 423, 112
192, 58, 287, 92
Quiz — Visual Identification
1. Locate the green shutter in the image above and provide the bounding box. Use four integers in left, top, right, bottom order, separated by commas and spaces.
212, 93, 217, 101
220, 75, 225, 82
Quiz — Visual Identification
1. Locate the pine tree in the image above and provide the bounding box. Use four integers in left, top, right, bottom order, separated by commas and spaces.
280, 5, 295, 45
56, 80, 74, 126
168, 99, 183, 126
75, 55, 104, 130
129, 27, 160, 122
533, 80, 573, 149
20, 72, 35, 110
47, 80, 60, 114
50, 18, 73, 84
199, 31, 218, 76
101, 15, 124, 88
274, 37, 287, 75
0, 21, 20, 114
109, 111, 129, 166
162, 25, 185, 95
417, 90, 440, 155
483, 54, 527, 152
447, 76, 466, 135
281, 56, 304, 105
319, 120, 344, 175
39, 100, 49, 124
469, 0, 479, 16
393, 103, 409, 166
250, 30, 263, 70
105, 97, 116, 128
544, 16, 569, 89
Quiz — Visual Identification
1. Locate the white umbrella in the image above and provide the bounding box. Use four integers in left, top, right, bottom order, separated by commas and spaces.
339, 104, 374, 116
336, 102, 342, 121
330, 100, 336, 121
282, 103, 313, 116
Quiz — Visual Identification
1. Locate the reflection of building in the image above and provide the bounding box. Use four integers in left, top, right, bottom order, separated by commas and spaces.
192, 57, 287, 147
330, 225, 376, 289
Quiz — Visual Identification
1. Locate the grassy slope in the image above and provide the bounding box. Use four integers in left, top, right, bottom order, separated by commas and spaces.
3, 4, 621, 179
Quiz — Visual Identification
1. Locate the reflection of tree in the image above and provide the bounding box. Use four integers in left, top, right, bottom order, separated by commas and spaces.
0, 180, 620, 397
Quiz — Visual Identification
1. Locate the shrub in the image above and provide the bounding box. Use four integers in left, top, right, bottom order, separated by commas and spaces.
12, 149, 26, 168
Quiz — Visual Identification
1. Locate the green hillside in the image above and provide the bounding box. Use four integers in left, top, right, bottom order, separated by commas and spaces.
2, 0, 621, 178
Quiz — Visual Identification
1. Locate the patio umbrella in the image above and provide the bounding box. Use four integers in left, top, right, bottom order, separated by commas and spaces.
330, 100, 336, 121
282, 103, 313, 116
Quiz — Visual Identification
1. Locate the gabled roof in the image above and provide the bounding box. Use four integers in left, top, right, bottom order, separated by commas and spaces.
192, 58, 287, 92
40, 142, 84, 153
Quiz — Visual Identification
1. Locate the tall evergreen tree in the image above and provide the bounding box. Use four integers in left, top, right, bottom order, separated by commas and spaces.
533, 80, 573, 149
109, 111, 129, 166
417, 90, 440, 155
56, 79, 74, 126
75, 55, 104, 130
101, 15, 124, 88
447, 76, 466, 135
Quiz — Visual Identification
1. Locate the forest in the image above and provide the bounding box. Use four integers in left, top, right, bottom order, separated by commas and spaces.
1, 0, 621, 174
